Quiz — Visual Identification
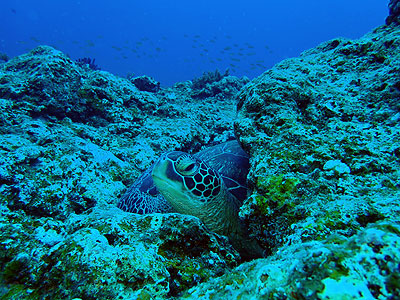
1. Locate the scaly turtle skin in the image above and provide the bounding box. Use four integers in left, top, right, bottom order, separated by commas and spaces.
118, 141, 248, 214
118, 140, 263, 258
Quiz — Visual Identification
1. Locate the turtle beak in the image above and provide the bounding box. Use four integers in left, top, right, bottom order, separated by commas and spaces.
152, 155, 182, 192
151, 156, 169, 183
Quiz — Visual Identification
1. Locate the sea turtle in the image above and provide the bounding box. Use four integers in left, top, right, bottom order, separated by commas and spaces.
117, 140, 263, 258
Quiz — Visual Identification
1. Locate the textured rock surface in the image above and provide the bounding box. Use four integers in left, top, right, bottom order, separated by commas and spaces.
0, 205, 238, 299
0, 46, 244, 220
130, 75, 161, 93
183, 222, 400, 299
184, 15, 400, 300
387, 0, 400, 25
234, 23, 400, 254
0, 46, 246, 299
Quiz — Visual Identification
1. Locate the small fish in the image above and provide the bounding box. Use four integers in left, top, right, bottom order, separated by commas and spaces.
30, 36, 41, 43
86, 40, 95, 47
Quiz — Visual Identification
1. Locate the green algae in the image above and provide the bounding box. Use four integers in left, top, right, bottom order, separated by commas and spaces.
255, 174, 300, 214
2, 253, 31, 284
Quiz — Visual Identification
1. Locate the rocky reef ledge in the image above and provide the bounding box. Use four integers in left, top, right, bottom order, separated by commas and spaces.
1, 2, 400, 299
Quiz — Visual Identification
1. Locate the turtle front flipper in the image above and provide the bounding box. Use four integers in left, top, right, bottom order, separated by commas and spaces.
117, 167, 173, 214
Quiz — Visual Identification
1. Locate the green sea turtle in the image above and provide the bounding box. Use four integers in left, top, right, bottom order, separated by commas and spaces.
118, 140, 264, 258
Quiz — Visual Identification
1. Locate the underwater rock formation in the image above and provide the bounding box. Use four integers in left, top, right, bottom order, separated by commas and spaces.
0, 206, 238, 299
234, 22, 400, 255
187, 8, 400, 300
190, 69, 249, 99
0, 46, 242, 299
183, 222, 400, 299
1, 2, 399, 299
387, 0, 400, 25
76, 57, 101, 71
130, 75, 161, 93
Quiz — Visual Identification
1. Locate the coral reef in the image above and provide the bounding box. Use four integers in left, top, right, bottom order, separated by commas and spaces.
192, 69, 229, 90
0, 52, 9, 62
0, 206, 238, 299
233, 23, 400, 257
130, 75, 161, 92
76, 57, 101, 71
184, 19, 400, 299
190, 69, 248, 99
387, 0, 400, 25
183, 222, 400, 299
0, 2, 399, 299
0, 46, 242, 299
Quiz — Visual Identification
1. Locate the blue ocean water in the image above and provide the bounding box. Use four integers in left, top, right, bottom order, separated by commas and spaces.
1, 0, 387, 86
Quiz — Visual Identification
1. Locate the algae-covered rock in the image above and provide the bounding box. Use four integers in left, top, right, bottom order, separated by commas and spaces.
234, 24, 400, 255
190, 71, 249, 99
0, 205, 238, 299
183, 222, 400, 299
0, 45, 240, 220
130, 75, 161, 92
0, 45, 243, 299
387, 0, 400, 25
1, 2, 399, 299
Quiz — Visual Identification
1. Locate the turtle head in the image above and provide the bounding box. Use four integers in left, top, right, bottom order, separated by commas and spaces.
151, 151, 222, 214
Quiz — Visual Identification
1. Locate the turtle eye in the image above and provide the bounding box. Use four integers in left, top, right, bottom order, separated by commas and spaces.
183, 163, 196, 172
175, 155, 199, 176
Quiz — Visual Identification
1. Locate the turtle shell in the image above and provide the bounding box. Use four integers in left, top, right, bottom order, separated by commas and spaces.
194, 140, 249, 203
117, 140, 250, 214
